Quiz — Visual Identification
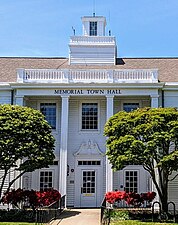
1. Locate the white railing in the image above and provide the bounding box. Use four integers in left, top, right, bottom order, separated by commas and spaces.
17, 68, 158, 83
70, 36, 116, 44
114, 69, 158, 82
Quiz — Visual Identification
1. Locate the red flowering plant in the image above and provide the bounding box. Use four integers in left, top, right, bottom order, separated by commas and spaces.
105, 190, 156, 207
1, 188, 25, 208
140, 192, 156, 202
105, 191, 126, 204
1, 188, 61, 210
124, 192, 143, 207
140, 192, 156, 207
35, 189, 61, 207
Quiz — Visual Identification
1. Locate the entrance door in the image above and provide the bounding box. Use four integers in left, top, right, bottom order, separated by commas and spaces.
74, 159, 103, 207
80, 170, 97, 207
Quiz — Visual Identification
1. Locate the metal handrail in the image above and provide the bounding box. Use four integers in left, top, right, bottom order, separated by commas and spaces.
35, 195, 66, 225
100, 197, 112, 225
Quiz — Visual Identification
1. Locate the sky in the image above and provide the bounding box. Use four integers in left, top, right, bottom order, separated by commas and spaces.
0, 0, 178, 58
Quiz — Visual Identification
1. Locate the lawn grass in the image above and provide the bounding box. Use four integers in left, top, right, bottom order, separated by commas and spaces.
0, 223, 36, 225
111, 221, 178, 225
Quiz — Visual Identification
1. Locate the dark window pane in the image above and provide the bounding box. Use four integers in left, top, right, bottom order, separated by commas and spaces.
82, 103, 98, 130
40, 103, 56, 129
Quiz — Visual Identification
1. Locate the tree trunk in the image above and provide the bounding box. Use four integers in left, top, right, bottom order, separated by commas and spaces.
150, 168, 169, 214
160, 195, 168, 213
157, 169, 169, 214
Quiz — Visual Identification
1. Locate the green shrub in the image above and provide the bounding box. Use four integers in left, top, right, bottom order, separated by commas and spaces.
110, 210, 130, 221
0, 209, 35, 222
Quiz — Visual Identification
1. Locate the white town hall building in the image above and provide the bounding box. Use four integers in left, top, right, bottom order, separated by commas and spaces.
1, 14, 178, 208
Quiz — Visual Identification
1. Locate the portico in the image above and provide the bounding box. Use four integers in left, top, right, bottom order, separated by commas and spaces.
12, 81, 160, 207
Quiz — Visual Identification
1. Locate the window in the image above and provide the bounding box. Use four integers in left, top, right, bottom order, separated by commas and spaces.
125, 171, 138, 193
82, 103, 98, 130
90, 21, 97, 36
40, 171, 53, 191
81, 171, 95, 194
123, 103, 139, 112
78, 160, 101, 166
40, 103, 56, 129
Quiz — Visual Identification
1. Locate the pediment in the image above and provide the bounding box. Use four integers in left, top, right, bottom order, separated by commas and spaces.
74, 140, 104, 156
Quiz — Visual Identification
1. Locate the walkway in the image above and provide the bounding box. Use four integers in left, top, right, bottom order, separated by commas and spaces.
49, 208, 100, 225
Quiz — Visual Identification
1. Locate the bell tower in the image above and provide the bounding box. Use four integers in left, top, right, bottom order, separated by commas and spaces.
69, 14, 117, 65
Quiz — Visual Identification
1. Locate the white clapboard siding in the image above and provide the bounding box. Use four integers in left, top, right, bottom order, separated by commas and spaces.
168, 172, 178, 208
164, 91, 178, 108
113, 171, 120, 191
0, 170, 9, 195
0, 168, 16, 196
0, 91, 11, 104
67, 100, 79, 206
22, 172, 32, 190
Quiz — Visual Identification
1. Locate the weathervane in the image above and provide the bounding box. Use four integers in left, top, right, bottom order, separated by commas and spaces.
93, 0, 96, 16
72, 26, 75, 36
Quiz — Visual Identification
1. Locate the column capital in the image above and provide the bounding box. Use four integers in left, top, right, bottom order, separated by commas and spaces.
61, 95, 70, 99
150, 94, 159, 98
105, 94, 114, 99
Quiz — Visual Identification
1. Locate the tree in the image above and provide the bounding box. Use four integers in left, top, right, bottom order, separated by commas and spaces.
0, 104, 55, 198
104, 107, 178, 213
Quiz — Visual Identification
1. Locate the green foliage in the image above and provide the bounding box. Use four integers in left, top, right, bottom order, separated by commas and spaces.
0, 209, 35, 222
104, 107, 178, 171
110, 210, 130, 221
104, 107, 178, 212
0, 104, 55, 197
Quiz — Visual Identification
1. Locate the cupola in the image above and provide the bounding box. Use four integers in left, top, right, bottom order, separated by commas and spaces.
82, 14, 106, 36
69, 14, 117, 65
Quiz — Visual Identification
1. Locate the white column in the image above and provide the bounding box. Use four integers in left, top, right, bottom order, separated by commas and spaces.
14, 96, 24, 190
151, 94, 159, 108
17, 69, 24, 83
151, 94, 160, 204
106, 95, 114, 192
59, 95, 69, 197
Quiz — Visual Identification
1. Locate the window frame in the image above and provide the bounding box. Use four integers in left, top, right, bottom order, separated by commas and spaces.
38, 101, 58, 131
39, 170, 54, 191
124, 169, 139, 193
121, 100, 141, 112
79, 101, 100, 133
89, 21, 97, 36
